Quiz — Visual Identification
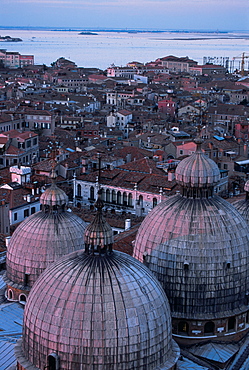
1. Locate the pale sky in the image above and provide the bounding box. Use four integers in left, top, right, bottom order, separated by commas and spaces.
1, 0, 249, 31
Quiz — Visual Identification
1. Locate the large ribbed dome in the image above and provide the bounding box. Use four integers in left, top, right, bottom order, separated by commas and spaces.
175, 138, 220, 188
16, 250, 179, 370
5, 183, 86, 298
133, 144, 249, 326
133, 194, 249, 319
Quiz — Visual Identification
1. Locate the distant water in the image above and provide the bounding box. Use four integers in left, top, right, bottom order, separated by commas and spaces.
0, 29, 248, 70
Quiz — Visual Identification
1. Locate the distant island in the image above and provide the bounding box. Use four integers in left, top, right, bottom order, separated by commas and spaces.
0, 35, 22, 42
79, 31, 98, 35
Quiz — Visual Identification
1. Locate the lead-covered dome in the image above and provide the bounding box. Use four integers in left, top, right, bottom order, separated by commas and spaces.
175, 138, 220, 189
16, 251, 179, 370
133, 141, 249, 334
16, 193, 179, 370
134, 194, 249, 319
5, 182, 86, 301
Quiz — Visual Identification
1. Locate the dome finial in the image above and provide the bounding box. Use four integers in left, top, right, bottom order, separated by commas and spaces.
194, 136, 203, 153
40, 139, 69, 211
45, 138, 60, 182
94, 189, 104, 212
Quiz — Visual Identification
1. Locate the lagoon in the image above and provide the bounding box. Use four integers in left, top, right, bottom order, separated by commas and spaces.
0, 29, 248, 70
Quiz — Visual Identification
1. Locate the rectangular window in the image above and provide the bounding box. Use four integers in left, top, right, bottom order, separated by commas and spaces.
24, 274, 29, 286
27, 140, 31, 148
33, 138, 37, 145
31, 207, 36, 214
14, 212, 17, 221
24, 209, 29, 218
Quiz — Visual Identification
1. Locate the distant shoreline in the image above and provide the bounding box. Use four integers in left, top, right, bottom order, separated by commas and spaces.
154, 36, 249, 41
0, 35, 22, 42
0, 26, 248, 34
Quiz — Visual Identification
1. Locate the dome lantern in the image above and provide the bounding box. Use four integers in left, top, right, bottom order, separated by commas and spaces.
84, 190, 113, 255
175, 137, 220, 198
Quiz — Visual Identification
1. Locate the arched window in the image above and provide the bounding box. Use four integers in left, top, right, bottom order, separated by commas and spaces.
112, 190, 116, 203
128, 193, 133, 207
90, 186, 95, 201
228, 316, 236, 331
204, 321, 215, 335
48, 353, 60, 370
153, 197, 157, 208
8, 289, 13, 300
24, 274, 30, 286
77, 184, 81, 197
19, 294, 27, 304
101, 188, 105, 202
138, 195, 143, 206
106, 189, 110, 203
123, 192, 127, 206
178, 321, 189, 336
117, 191, 122, 205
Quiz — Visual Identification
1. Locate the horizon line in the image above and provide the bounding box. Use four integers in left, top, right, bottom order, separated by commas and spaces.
0, 26, 249, 33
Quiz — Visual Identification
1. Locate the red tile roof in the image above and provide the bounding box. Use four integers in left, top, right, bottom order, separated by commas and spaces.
6, 145, 25, 155
5, 129, 38, 140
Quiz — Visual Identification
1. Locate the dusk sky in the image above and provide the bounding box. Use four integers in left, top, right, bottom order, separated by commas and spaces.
1, 0, 249, 31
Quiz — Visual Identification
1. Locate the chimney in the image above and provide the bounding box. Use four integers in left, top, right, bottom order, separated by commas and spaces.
125, 219, 131, 231
126, 153, 132, 163
168, 170, 175, 182
5, 236, 11, 248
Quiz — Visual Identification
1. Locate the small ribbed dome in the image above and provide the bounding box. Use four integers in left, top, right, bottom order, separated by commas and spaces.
17, 250, 179, 370
5, 211, 86, 290
175, 138, 220, 188
40, 182, 68, 207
